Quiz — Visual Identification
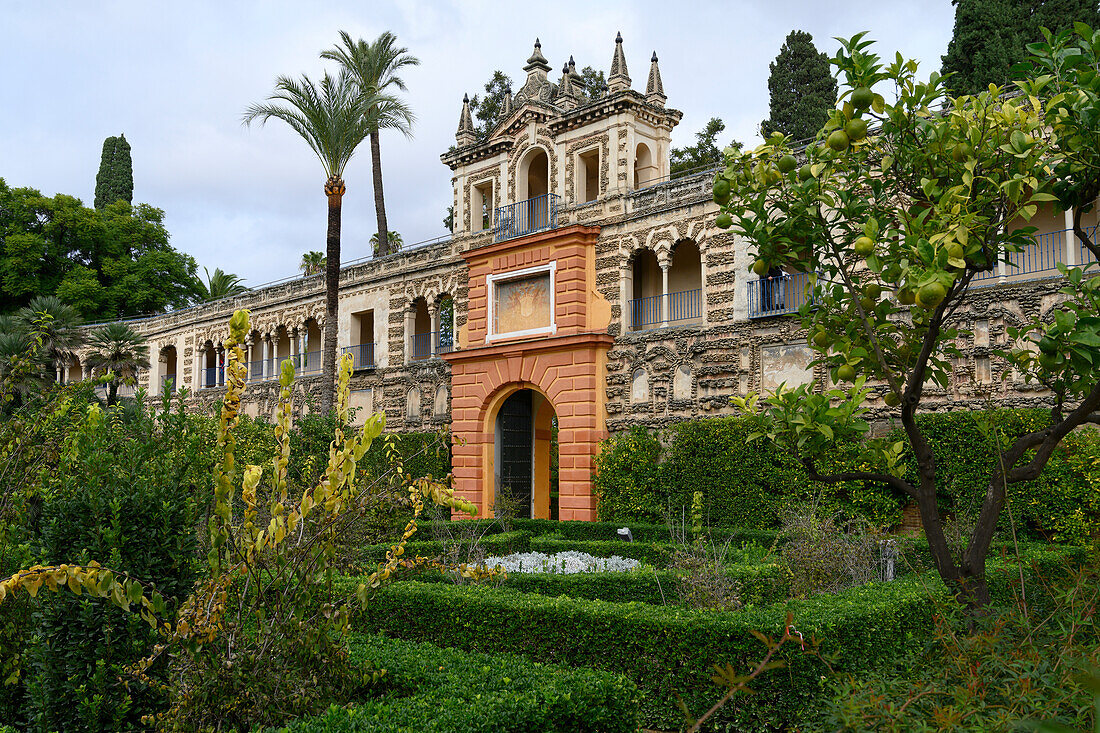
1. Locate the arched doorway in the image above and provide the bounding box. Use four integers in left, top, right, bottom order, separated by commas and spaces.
492, 388, 557, 519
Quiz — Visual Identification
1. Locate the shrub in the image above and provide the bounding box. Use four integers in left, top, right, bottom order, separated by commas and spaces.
346, 576, 936, 731
779, 509, 886, 597
591, 425, 663, 522
269, 634, 640, 733
821, 559, 1100, 731
21, 395, 199, 731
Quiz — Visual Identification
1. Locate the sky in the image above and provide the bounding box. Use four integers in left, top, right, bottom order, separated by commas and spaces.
2, 0, 957, 290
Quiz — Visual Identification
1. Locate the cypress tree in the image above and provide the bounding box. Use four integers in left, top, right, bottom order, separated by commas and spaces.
94, 134, 133, 209
942, 0, 1100, 96
760, 30, 838, 143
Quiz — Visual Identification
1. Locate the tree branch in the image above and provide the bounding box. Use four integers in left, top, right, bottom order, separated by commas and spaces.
801, 457, 918, 500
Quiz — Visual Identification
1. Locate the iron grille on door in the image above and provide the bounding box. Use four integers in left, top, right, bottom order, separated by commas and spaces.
498, 390, 533, 519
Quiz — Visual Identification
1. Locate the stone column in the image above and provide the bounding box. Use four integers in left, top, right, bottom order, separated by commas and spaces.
291, 325, 301, 370
659, 259, 670, 328
1065, 207, 1078, 267
262, 335, 271, 379
245, 340, 253, 382
217, 344, 225, 386
430, 301, 440, 358
56, 366, 62, 384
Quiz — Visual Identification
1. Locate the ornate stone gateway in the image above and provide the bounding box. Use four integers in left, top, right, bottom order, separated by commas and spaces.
445, 225, 613, 520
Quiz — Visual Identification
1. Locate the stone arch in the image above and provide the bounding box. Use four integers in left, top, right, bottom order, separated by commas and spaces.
631, 367, 649, 403
673, 364, 692, 400
158, 344, 178, 395
634, 141, 656, 188
479, 382, 558, 520
433, 384, 449, 417
406, 386, 421, 421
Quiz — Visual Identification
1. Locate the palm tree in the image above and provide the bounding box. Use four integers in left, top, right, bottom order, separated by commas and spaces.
369, 230, 403, 256
84, 322, 150, 406
322, 31, 419, 258
194, 267, 250, 302
300, 251, 326, 276
244, 69, 386, 414
16, 295, 85, 371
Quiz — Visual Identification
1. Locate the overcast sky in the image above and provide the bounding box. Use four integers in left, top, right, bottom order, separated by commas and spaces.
2, 0, 956, 288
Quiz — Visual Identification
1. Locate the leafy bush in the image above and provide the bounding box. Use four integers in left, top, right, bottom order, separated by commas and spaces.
821, 559, 1100, 731
779, 509, 886, 597
270, 634, 640, 733
345, 576, 936, 731
593, 412, 1100, 541
21, 396, 199, 731
591, 425, 663, 522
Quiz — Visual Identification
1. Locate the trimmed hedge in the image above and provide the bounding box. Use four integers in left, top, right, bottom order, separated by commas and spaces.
593, 412, 1100, 542
417, 517, 783, 547
409, 562, 788, 607
356, 530, 530, 565
268, 634, 639, 733
344, 577, 936, 731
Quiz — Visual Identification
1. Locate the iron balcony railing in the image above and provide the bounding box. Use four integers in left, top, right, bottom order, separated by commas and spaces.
341, 343, 376, 370
296, 350, 322, 376
748, 272, 817, 319
973, 226, 1099, 285
202, 366, 222, 389
628, 288, 702, 331
409, 332, 434, 361
494, 193, 560, 242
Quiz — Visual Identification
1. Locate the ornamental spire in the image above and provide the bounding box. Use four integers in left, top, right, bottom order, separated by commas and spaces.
556, 62, 577, 111
524, 37, 551, 73
456, 93, 476, 147
498, 86, 514, 122
608, 31, 631, 92
645, 51, 666, 106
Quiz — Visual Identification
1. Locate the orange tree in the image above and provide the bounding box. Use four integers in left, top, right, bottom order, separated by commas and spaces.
718, 33, 1100, 611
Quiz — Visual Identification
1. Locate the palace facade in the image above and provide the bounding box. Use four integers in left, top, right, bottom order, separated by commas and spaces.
66, 34, 1097, 520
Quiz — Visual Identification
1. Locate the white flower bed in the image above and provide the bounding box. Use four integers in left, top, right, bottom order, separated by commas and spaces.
482, 550, 640, 574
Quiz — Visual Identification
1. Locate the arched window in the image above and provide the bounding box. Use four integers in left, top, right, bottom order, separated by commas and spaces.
160, 345, 178, 395
406, 386, 421, 421
631, 368, 649, 403
667, 240, 702, 326
629, 249, 662, 331
408, 297, 432, 362
634, 142, 656, 188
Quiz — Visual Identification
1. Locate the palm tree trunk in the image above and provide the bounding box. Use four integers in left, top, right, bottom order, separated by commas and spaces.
107, 380, 118, 407
320, 177, 345, 415
370, 130, 390, 257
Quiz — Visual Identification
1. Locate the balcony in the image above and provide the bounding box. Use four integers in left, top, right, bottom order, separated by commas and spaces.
628, 288, 702, 331
494, 193, 560, 243
748, 272, 817, 319
973, 227, 1099, 286
341, 342, 376, 370
408, 332, 454, 361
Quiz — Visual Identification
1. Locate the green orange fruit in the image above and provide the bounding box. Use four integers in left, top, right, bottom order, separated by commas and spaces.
845, 117, 868, 141
851, 87, 874, 110
798, 164, 814, 181
898, 288, 917, 305
1038, 335, 1057, 354
864, 283, 882, 299
837, 364, 857, 382
716, 212, 733, 229
884, 392, 901, 407
778, 154, 798, 173
813, 330, 831, 348
917, 281, 947, 309
854, 236, 875, 257
753, 259, 769, 276
827, 129, 851, 152
713, 177, 731, 204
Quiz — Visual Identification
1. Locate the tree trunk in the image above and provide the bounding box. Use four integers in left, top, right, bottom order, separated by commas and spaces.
370, 131, 390, 257
320, 177, 345, 416
107, 380, 118, 407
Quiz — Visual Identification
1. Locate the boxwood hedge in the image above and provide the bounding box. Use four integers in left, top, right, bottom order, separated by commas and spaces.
343, 577, 936, 731
267, 634, 639, 733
